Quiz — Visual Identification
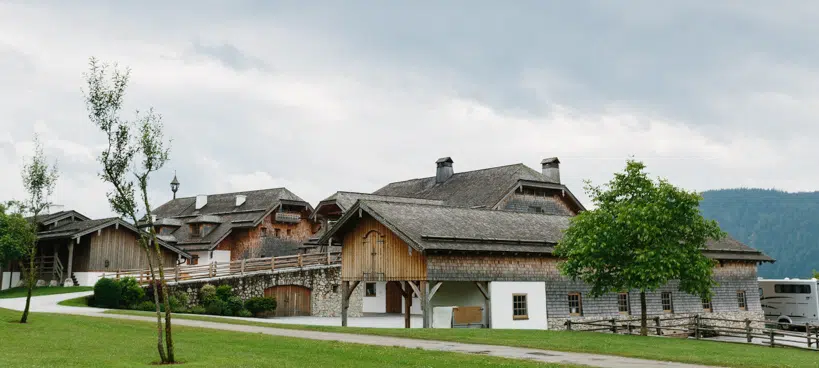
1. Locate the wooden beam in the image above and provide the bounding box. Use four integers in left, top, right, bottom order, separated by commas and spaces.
474, 281, 489, 300
406, 280, 421, 299
474, 281, 492, 329
402, 281, 411, 329
428, 281, 443, 300
420, 281, 429, 328
66, 242, 74, 285
341, 281, 349, 327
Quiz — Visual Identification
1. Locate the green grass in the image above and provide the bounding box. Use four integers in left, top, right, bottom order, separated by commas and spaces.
0, 286, 92, 299
104, 309, 819, 368
57, 295, 92, 307
0, 308, 569, 368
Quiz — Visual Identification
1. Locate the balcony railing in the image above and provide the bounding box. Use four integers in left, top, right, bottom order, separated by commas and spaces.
275, 212, 301, 223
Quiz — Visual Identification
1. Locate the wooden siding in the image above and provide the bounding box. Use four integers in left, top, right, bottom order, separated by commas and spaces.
341, 214, 427, 281
87, 227, 176, 271
216, 211, 314, 261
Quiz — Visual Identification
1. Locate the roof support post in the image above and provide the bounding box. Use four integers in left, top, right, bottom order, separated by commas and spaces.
402, 281, 412, 329
66, 241, 74, 286
475, 281, 491, 328
420, 281, 429, 328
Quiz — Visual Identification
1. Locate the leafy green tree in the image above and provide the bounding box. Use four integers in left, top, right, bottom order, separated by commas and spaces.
84, 57, 176, 363
17, 136, 58, 323
0, 203, 36, 293
556, 160, 724, 335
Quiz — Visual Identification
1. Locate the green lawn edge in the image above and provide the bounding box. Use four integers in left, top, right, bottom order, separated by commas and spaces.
104, 308, 818, 368
0, 286, 92, 299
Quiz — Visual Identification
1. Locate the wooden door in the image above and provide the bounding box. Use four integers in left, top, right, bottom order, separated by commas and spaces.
385, 282, 403, 313
264, 285, 312, 316
363, 230, 385, 280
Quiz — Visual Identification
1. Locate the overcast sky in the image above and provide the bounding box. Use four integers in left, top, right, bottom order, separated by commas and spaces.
2, 1, 818, 218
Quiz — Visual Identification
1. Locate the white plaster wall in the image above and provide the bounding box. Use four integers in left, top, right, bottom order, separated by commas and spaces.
191, 251, 211, 264
76, 272, 106, 287
362, 281, 387, 313
430, 281, 487, 324
490, 281, 548, 330
211, 250, 231, 264
1, 272, 21, 290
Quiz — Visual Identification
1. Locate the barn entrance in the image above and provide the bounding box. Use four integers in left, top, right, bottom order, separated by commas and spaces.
385, 281, 403, 313
264, 285, 312, 316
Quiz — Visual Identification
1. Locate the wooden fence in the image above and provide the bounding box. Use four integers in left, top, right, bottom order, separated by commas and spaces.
566, 315, 819, 350
102, 252, 341, 285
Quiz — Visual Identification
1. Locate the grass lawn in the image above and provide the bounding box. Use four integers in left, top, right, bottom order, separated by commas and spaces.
57, 295, 93, 307
0, 286, 92, 299
0, 308, 570, 368
105, 309, 819, 368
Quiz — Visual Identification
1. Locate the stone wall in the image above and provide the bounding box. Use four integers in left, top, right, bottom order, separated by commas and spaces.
428, 255, 763, 331
167, 265, 363, 317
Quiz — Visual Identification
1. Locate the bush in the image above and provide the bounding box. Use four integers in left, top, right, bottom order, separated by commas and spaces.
237, 309, 253, 318
137, 301, 156, 311
190, 305, 207, 314
175, 292, 189, 307
200, 284, 217, 304
118, 277, 145, 307
144, 280, 165, 303
93, 278, 122, 308
205, 299, 226, 316
244, 297, 277, 317
215, 285, 233, 301
225, 296, 244, 316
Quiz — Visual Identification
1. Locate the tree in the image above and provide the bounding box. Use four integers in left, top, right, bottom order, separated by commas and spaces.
555, 160, 724, 335
0, 203, 36, 293
84, 57, 176, 363
17, 136, 59, 323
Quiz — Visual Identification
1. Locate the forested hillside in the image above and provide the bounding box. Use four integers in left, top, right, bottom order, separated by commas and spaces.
699, 189, 819, 279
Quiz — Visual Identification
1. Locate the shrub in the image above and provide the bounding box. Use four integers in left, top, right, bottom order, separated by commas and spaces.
118, 277, 145, 307
144, 280, 165, 303
200, 284, 217, 304
137, 301, 156, 311
237, 309, 253, 318
244, 297, 277, 317
175, 292, 189, 307
225, 296, 244, 315
93, 278, 122, 308
215, 285, 233, 301
190, 305, 207, 314
205, 299, 226, 316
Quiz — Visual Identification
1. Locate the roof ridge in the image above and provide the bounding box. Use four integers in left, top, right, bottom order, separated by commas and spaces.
169, 187, 293, 201
359, 199, 573, 217
378, 163, 529, 186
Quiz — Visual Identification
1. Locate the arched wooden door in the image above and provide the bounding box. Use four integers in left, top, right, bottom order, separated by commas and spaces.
264, 285, 312, 317
363, 230, 385, 280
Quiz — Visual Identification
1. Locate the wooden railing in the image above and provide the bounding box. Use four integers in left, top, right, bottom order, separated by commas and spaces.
566, 315, 819, 350
25, 255, 64, 282
102, 252, 341, 285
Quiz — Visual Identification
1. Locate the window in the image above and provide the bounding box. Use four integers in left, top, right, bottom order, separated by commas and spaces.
528, 206, 543, 213
260, 228, 268, 237
661, 292, 674, 313
189, 255, 199, 265
286, 229, 292, 236
189, 224, 201, 237
774, 284, 811, 294
332, 285, 339, 293
513, 294, 529, 320
617, 293, 630, 315
568, 293, 583, 316
737, 291, 747, 311
702, 297, 712, 313
365, 283, 377, 297
274, 228, 281, 238
159, 227, 174, 235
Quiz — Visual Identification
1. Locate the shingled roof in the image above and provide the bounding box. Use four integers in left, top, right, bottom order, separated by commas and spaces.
372, 163, 583, 213
321, 199, 773, 262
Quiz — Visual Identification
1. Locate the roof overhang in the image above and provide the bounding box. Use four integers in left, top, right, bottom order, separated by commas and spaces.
317, 200, 424, 252
494, 179, 587, 213
48, 218, 192, 259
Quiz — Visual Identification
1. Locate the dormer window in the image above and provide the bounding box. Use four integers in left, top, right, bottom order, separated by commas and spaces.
190, 224, 202, 238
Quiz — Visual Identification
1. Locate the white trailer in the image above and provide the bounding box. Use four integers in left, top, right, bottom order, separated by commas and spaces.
759, 278, 819, 328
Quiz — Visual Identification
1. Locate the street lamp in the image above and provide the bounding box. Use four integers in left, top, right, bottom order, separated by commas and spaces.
170, 173, 180, 199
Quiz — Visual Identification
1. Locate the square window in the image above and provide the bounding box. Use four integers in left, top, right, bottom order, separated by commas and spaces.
274, 228, 281, 238
286, 229, 292, 236
702, 297, 712, 312
568, 293, 583, 316
661, 292, 673, 313
737, 290, 747, 311
365, 283, 377, 297
617, 293, 630, 315
513, 294, 528, 320
528, 206, 543, 213
260, 228, 268, 237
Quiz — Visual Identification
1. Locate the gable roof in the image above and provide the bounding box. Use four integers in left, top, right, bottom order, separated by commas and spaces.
372, 163, 583, 212
37, 217, 190, 258
29, 210, 91, 227
321, 199, 774, 262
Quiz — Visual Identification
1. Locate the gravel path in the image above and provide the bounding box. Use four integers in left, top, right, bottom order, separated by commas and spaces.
0, 292, 718, 368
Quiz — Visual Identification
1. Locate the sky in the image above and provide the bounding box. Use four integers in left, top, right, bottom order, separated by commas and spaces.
2, 1, 818, 218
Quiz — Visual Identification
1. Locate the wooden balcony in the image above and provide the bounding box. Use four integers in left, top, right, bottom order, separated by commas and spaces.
275, 212, 301, 223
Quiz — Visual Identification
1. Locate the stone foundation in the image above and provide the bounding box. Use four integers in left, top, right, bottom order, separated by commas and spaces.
551, 311, 765, 334
166, 265, 363, 317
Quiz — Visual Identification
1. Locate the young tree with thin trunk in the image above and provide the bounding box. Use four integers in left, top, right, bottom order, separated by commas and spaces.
555, 160, 724, 336
0, 203, 36, 296
84, 57, 176, 363
18, 136, 58, 323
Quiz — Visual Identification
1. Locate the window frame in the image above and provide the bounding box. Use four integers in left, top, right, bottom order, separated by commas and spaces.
568, 292, 583, 316
365, 282, 377, 297
661, 292, 674, 313
512, 293, 529, 320
617, 292, 630, 315
737, 290, 747, 311
701, 297, 712, 313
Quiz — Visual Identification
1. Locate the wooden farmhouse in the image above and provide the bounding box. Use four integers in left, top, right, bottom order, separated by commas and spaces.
0, 210, 189, 289
152, 187, 315, 265
318, 157, 774, 329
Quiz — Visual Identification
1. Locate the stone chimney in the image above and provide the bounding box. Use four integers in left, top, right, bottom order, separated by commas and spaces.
541, 157, 560, 183
195, 195, 208, 210
435, 157, 454, 183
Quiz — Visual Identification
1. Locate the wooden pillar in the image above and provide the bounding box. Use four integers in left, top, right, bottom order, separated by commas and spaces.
341, 281, 349, 327
475, 281, 491, 328
420, 281, 429, 328
66, 242, 74, 285
402, 281, 411, 329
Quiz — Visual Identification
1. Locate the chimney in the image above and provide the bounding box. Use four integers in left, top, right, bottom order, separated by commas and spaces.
195, 195, 208, 210
541, 157, 560, 183
435, 157, 454, 183
235, 195, 247, 207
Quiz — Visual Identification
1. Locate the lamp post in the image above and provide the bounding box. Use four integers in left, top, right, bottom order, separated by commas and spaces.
170, 173, 180, 199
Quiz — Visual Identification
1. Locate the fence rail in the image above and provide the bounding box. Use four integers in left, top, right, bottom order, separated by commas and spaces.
566, 315, 819, 350
102, 252, 341, 285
